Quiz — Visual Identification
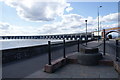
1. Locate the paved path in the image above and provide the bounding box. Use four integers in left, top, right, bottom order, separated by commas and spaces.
26, 64, 118, 78
3, 53, 48, 78
2, 45, 77, 78
2, 40, 119, 78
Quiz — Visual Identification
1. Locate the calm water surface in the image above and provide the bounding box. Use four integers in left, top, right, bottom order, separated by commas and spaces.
0, 39, 64, 50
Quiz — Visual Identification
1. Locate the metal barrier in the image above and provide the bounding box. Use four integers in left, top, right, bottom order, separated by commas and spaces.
47, 39, 95, 65
79, 29, 106, 56
103, 29, 106, 56
78, 40, 80, 52
116, 40, 120, 61
48, 40, 69, 65
63, 40, 66, 58
2, 39, 94, 64
48, 41, 52, 65
47, 40, 83, 65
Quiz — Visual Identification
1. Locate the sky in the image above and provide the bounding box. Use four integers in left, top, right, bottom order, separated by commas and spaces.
0, 0, 119, 36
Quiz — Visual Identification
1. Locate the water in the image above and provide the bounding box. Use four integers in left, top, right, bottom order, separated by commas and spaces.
0, 39, 64, 50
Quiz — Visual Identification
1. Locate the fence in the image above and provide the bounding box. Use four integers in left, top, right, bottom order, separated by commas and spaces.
47, 40, 80, 65
116, 40, 120, 61
2, 39, 84, 64
47, 39, 104, 65
2, 38, 94, 64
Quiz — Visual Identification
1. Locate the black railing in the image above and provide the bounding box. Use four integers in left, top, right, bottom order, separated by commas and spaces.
63, 40, 66, 58
116, 40, 120, 61
78, 40, 80, 52
2, 38, 94, 64
48, 41, 52, 65
103, 29, 106, 56
47, 39, 94, 65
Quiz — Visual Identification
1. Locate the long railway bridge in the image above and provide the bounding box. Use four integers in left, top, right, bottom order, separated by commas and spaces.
1, 27, 119, 40
0, 32, 94, 40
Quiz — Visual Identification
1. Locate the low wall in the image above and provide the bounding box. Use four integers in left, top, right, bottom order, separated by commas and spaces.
2, 44, 48, 64
2, 40, 94, 64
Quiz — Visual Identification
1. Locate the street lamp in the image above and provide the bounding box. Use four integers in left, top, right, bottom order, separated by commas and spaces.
100, 22, 102, 31
85, 20, 87, 45
98, 6, 102, 42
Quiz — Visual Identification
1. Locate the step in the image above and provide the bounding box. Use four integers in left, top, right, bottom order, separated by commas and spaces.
99, 59, 113, 66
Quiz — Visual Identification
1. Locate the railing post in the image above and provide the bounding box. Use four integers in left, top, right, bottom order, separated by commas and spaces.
86, 36, 87, 45
116, 40, 118, 61
92, 34, 94, 40
78, 40, 80, 52
103, 29, 106, 56
48, 41, 51, 65
63, 39, 66, 58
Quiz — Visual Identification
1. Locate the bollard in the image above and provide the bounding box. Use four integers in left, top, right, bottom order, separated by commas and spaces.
78, 40, 80, 52
103, 29, 106, 56
48, 41, 51, 65
116, 40, 118, 61
63, 39, 66, 58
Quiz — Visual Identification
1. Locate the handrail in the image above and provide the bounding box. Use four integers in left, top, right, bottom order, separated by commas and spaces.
116, 40, 120, 61
80, 43, 103, 48
47, 39, 104, 65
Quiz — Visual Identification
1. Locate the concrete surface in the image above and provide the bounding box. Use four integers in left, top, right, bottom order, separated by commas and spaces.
26, 64, 118, 78
2, 40, 120, 79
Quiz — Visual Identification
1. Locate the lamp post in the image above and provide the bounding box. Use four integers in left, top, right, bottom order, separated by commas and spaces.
85, 20, 87, 45
98, 6, 102, 42
100, 22, 101, 31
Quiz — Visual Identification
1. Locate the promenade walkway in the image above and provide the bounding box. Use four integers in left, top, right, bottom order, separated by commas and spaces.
2, 40, 119, 79
26, 64, 118, 78
2, 44, 77, 78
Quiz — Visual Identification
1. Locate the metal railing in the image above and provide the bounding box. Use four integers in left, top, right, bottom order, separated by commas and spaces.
47, 39, 96, 65
79, 40, 105, 55
79, 29, 106, 56
116, 40, 120, 61
2, 38, 94, 64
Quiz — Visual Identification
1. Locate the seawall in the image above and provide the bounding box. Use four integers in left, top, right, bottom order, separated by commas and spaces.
2, 40, 94, 64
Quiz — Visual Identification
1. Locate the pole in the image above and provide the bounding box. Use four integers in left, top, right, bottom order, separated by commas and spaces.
98, 6, 102, 42
116, 40, 118, 61
103, 29, 106, 56
63, 39, 66, 58
85, 20, 87, 45
48, 41, 51, 65
78, 40, 80, 52
98, 8, 99, 42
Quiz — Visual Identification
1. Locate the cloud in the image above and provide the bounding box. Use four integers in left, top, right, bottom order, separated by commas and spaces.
37, 14, 95, 35
0, 22, 10, 30
0, 22, 10, 35
0, 12, 118, 35
101, 13, 118, 23
37, 12, 118, 35
66, 7, 73, 12
3, 0, 71, 22
0, 0, 118, 35
0, 22, 39, 36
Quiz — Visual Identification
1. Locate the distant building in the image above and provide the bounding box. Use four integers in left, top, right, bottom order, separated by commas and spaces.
92, 31, 102, 36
